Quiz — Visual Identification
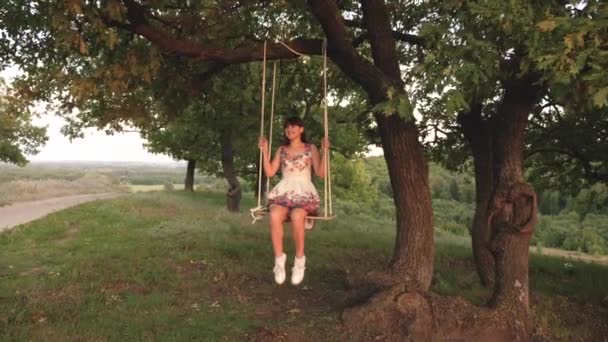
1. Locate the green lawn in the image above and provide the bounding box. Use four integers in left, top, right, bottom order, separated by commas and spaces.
1, 191, 606, 341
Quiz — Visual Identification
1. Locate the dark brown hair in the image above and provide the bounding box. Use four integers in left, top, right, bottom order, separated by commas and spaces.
282, 116, 308, 145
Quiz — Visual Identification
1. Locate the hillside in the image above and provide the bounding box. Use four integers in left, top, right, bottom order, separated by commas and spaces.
1, 191, 606, 340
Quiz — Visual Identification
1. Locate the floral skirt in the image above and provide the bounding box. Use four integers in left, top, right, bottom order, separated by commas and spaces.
267, 178, 320, 215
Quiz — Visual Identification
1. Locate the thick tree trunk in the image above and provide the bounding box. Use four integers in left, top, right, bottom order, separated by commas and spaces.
377, 114, 434, 290
485, 80, 539, 337
184, 159, 196, 192
343, 80, 540, 341
309, 0, 536, 337
220, 131, 242, 212
458, 105, 496, 288
361, 0, 434, 290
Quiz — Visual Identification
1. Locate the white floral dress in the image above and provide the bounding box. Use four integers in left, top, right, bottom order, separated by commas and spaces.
267, 144, 320, 215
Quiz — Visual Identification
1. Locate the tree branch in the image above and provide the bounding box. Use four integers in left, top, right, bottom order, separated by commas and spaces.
126, 118, 171, 134
106, 1, 391, 102
346, 18, 425, 47
361, 0, 402, 84
306, 0, 390, 100
112, 0, 324, 62
392, 31, 426, 47
430, 122, 451, 136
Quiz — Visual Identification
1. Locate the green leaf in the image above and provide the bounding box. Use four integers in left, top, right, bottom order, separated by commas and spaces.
383, 102, 395, 116
445, 90, 468, 115
397, 95, 413, 119
537, 20, 558, 32
592, 87, 608, 107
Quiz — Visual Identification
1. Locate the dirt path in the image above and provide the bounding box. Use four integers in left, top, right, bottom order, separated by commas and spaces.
532, 246, 608, 266
0, 193, 123, 233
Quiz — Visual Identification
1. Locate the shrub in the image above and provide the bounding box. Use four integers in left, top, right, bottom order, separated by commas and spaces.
432, 198, 474, 229
440, 220, 469, 236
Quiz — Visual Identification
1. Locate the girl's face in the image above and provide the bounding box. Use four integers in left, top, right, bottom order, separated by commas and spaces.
284, 124, 304, 141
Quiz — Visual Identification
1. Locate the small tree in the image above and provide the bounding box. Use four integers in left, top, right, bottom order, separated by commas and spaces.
0, 79, 47, 165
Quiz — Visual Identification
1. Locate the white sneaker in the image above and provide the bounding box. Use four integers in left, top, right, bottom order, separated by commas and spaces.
305, 218, 315, 230
273, 253, 286, 285
291, 255, 306, 285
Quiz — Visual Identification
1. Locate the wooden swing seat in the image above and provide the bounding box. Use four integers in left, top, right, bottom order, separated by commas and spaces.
251, 208, 336, 221
250, 40, 336, 225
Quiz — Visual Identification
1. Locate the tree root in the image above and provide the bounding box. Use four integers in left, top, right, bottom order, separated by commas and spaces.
342, 286, 527, 341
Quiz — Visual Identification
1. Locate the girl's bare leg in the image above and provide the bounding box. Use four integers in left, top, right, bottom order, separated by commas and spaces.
269, 205, 289, 257
290, 208, 307, 258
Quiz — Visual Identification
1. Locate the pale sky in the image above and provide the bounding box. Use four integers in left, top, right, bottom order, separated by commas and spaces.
28, 113, 382, 162
2, 67, 177, 163
30, 112, 177, 163
2, 66, 383, 163
28, 111, 382, 162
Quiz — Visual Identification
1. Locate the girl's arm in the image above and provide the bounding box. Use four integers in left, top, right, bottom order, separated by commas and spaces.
259, 137, 282, 177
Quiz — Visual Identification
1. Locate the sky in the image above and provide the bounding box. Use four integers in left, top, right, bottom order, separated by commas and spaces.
2, 67, 177, 163
27, 112, 383, 162
2, 67, 383, 163
30, 112, 177, 163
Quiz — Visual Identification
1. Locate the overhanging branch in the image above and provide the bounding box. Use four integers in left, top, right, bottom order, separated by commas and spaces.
110, 0, 324, 63
360, 0, 403, 87
345, 18, 425, 47
353, 31, 425, 48
306, 0, 390, 99
103, 0, 392, 102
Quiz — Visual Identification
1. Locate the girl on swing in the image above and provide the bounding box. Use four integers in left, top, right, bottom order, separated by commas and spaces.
258, 116, 329, 285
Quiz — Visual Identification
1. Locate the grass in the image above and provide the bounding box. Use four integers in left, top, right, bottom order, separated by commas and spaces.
1, 191, 607, 341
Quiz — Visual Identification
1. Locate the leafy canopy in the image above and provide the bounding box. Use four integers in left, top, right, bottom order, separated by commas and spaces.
0, 79, 47, 165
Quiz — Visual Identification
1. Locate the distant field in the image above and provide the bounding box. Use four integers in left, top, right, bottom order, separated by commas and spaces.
0, 162, 226, 206
128, 184, 185, 192
0, 161, 190, 185
0, 174, 129, 206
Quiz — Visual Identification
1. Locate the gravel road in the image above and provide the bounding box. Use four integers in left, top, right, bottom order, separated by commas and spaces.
0, 193, 122, 233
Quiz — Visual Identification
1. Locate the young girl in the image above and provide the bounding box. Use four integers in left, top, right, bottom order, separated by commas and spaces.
258, 116, 329, 285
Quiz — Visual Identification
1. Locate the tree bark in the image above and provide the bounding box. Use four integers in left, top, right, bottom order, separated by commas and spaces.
485, 78, 540, 337
458, 74, 540, 336
376, 115, 434, 290
184, 159, 196, 192
343, 78, 540, 340
458, 105, 496, 288
361, 0, 434, 290
220, 131, 242, 212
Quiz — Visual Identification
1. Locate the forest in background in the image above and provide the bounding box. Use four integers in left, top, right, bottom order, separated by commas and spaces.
330, 156, 608, 256
3, 157, 606, 256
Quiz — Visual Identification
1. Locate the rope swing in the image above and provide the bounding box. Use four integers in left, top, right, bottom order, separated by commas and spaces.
250, 40, 335, 224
